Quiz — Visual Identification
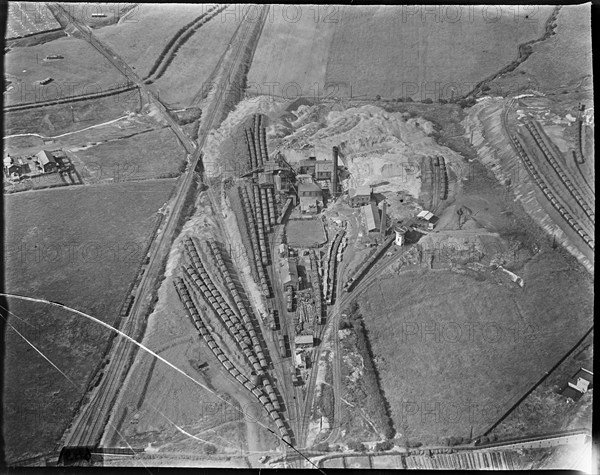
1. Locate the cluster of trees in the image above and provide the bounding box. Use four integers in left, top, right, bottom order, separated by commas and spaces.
347, 440, 367, 452
340, 302, 395, 440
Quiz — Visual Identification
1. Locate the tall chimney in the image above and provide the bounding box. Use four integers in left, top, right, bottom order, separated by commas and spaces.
380, 201, 387, 236
332, 146, 339, 195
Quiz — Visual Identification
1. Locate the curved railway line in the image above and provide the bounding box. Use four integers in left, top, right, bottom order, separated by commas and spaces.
502, 99, 594, 251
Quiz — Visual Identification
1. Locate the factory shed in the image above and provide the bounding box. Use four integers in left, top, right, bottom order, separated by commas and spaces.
417, 209, 440, 230
281, 259, 298, 291
362, 202, 381, 232
294, 334, 314, 348
258, 172, 274, 188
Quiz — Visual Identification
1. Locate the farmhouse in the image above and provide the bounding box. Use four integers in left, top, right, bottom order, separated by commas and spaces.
349, 185, 372, 207
35, 150, 57, 173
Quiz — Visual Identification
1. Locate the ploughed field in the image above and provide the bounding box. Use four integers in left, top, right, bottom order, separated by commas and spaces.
3, 180, 176, 463
359, 250, 593, 445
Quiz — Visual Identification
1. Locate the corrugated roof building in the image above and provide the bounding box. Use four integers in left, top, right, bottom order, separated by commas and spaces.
362, 202, 381, 232
281, 258, 298, 291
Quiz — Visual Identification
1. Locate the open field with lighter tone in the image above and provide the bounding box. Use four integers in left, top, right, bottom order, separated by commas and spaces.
71, 126, 187, 182
359, 248, 593, 445
4, 90, 142, 136
247, 5, 339, 99
4, 36, 128, 107
95, 4, 217, 78
325, 5, 554, 100
3, 179, 176, 463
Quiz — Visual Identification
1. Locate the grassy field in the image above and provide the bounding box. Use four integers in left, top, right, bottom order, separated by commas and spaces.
247, 6, 338, 100
489, 330, 593, 439
4, 36, 128, 107
490, 5, 592, 94
285, 219, 326, 248
4, 90, 141, 136
151, 16, 239, 108
359, 249, 593, 445
96, 4, 217, 78
3, 179, 176, 463
324, 6, 554, 100
71, 126, 188, 182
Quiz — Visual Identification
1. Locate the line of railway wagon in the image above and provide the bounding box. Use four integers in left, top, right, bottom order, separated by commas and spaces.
344, 235, 396, 292
240, 185, 270, 295
324, 230, 345, 305
512, 135, 594, 250
173, 277, 291, 445
204, 238, 272, 366
183, 238, 266, 372
524, 121, 594, 222
309, 250, 324, 324
435, 156, 449, 200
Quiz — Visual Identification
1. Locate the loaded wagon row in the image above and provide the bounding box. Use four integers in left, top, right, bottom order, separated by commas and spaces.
240, 186, 271, 295
184, 238, 269, 371
174, 277, 291, 445
182, 266, 263, 373
206, 238, 270, 365
525, 121, 594, 222
325, 230, 345, 304
260, 187, 271, 233
119, 294, 135, 319
252, 186, 270, 262
266, 188, 277, 226
344, 235, 396, 292
184, 240, 267, 371
245, 128, 259, 173
309, 250, 324, 324
277, 197, 293, 224
512, 136, 594, 250
574, 119, 585, 164
438, 156, 449, 200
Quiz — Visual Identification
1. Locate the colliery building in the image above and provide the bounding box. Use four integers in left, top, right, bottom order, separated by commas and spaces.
281, 258, 299, 292
298, 182, 323, 214
349, 185, 373, 207
295, 146, 340, 195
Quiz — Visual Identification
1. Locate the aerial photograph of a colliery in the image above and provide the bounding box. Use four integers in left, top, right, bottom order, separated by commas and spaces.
2, 3, 594, 470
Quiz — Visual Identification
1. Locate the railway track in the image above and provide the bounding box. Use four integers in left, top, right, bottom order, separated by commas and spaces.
48, 2, 196, 155
502, 99, 594, 251
60, 4, 264, 450
524, 120, 594, 223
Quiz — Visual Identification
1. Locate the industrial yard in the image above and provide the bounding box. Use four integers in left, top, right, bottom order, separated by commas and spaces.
3, 3, 593, 471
